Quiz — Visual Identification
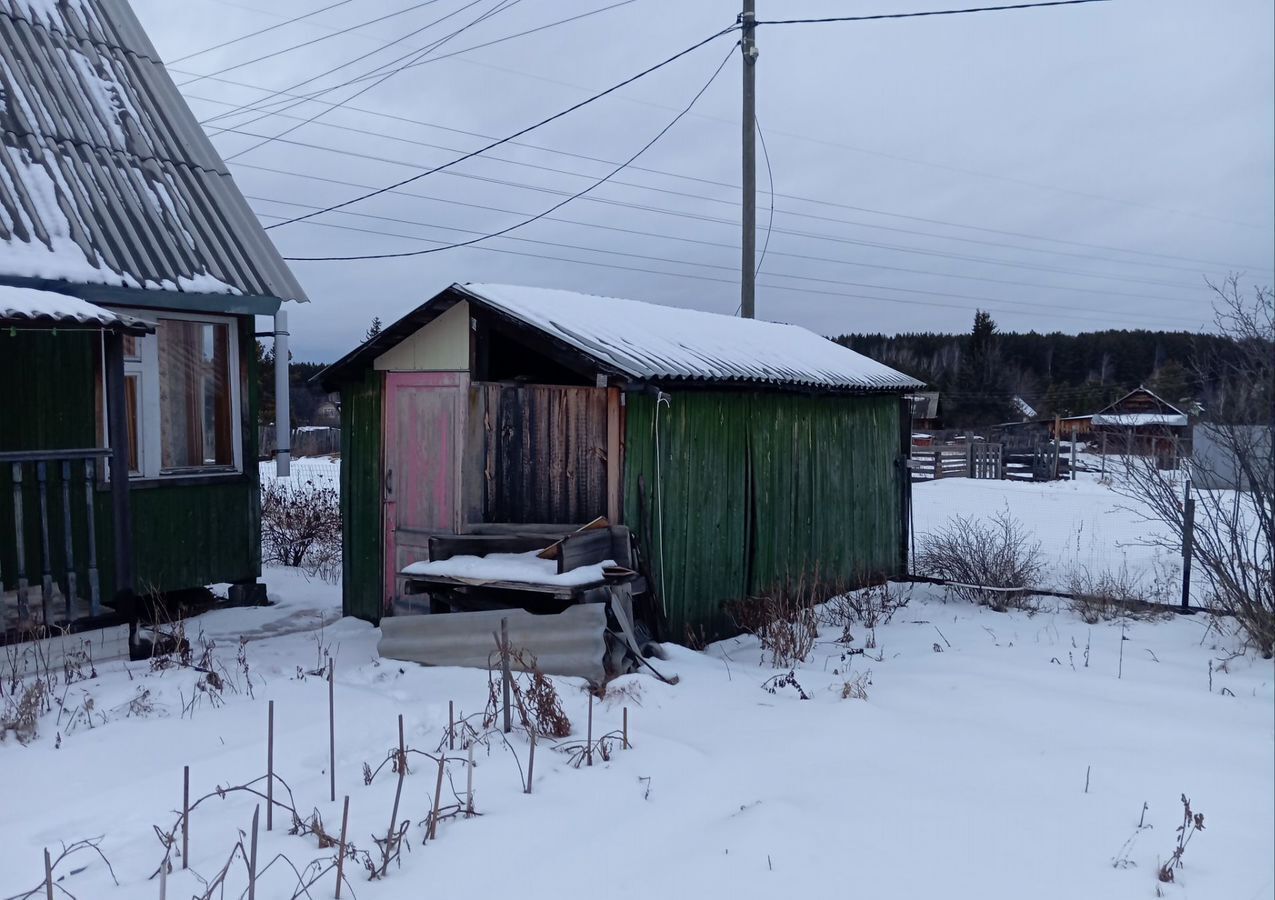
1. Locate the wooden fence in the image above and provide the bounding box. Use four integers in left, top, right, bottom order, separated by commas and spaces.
259, 426, 341, 459
910, 441, 1089, 483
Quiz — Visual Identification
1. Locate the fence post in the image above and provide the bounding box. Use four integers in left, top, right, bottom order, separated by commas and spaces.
1181, 476, 1195, 611
1070, 426, 1078, 480
965, 442, 974, 478
933, 451, 941, 480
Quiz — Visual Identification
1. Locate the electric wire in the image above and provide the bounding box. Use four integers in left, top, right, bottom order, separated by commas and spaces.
262, 25, 742, 231
169, 0, 360, 64
280, 40, 739, 261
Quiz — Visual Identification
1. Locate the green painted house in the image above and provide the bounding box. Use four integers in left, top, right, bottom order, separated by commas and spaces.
0, 0, 306, 635
318, 283, 921, 642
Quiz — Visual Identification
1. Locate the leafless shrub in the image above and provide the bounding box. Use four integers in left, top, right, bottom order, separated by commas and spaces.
821, 581, 911, 647
1, 677, 46, 744
916, 511, 1044, 610
761, 669, 810, 700
729, 573, 844, 667
483, 649, 571, 738
261, 475, 341, 583
840, 670, 871, 700
1158, 794, 1206, 884
1066, 565, 1175, 624
1118, 278, 1273, 657
2, 836, 117, 899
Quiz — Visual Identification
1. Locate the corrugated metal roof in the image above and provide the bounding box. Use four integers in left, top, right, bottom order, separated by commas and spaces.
0, 282, 153, 332
457, 283, 923, 391
0, 0, 306, 302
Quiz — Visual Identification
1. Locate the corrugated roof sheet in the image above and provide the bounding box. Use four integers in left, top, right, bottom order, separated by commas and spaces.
0, 281, 153, 332
0, 0, 306, 301
457, 283, 923, 391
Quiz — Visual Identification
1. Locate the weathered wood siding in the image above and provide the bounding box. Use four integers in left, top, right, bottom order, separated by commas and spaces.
624, 391, 906, 641
476, 383, 608, 524
0, 318, 262, 599
340, 369, 384, 622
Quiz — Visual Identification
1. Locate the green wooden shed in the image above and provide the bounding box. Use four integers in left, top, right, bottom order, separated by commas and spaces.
0, 0, 306, 636
319, 283, 921, 642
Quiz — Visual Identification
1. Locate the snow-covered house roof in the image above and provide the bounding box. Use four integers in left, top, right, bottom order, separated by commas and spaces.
1090, 387, 1189, 429
1012, 396, 1037, 419
0, 282, 152, 333
1091, 412, 1188, 427
0, 0, 306, 304
320, 283, 923, 392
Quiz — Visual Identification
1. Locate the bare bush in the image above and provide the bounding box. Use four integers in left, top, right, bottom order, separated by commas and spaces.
483, 649, 571, 738
1158, 794, 1206, 884
261, 475, 341, 582
729, 573, 849, 667
1066, 565, 1175, 624
1118, 278, 1273, 656
821, 581, 911, 647
916, 511, 1044, 610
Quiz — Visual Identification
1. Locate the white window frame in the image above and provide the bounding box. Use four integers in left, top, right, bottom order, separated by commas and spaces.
102, 310, 243, 480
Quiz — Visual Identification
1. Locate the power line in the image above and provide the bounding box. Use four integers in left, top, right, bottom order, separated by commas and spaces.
178, 0, 443, 91
278, 41, 740, 260
197, 0, 639, 129
169, 0, 360, 64
223, 0, 519, 162
754, 0, 1111, 27
229, 129, 1212, 297
232, 158, 1216, 307
249, 195, 1210, 328
262, 25, 741, 230
181, 83, 1271, 274
755, 112, 774, 276
254, 207, 1208, 329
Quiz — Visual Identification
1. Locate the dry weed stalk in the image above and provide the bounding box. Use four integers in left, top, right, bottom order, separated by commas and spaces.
1158, 794, 1206, 884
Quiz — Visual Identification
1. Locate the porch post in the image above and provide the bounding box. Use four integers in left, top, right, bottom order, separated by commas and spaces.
104, 330, 134, 593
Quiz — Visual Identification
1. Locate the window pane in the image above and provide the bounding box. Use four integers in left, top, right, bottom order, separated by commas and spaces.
158, 319, 234, 469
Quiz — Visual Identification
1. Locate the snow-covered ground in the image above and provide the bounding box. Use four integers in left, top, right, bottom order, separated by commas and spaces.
2, 568, 1271, 900
259, 456, 340, 493
913, 471, 1186, 597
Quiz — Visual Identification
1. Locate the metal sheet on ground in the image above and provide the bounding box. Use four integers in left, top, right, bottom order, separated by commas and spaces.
378, 604, 608, 682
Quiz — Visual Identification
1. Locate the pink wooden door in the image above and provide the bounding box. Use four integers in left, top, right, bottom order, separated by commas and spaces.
383, 372, 466, 610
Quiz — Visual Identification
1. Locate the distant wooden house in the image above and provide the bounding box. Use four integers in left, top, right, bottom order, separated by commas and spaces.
905, 392, 941, 430
1, 0, 305, 635
1049, 387, 1190, 459
318, 283, 922, 640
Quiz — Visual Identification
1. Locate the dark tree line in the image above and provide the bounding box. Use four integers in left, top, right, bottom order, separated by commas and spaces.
255, 342, 332, 428
837, 313, 1249, 428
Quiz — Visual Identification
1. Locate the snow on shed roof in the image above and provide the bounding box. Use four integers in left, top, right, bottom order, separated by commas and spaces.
1091, 413, 1188, 428
454, 283, 922, 391
0, 0, 306, 302
0, 282, 153, 333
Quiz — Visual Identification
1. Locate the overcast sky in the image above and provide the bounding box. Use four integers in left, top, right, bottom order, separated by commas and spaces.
133, 0, 1274, 363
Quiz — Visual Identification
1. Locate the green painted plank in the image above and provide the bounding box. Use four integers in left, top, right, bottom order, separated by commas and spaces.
341, 370, 384, 622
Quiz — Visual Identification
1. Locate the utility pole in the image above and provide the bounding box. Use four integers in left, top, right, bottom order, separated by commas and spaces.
740, 0, 757, 318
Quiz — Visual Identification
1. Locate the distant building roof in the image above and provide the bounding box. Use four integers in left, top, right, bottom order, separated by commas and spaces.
321, 283, 924, 392
0, 0, 306, 302
1012, 395, 1037, 419
1091, 413, 1188, 427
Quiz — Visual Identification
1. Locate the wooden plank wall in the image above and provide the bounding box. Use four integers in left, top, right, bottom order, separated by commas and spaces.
475, 383, 608, 524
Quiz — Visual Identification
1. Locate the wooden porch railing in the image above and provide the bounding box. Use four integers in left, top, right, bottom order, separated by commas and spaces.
2, 448, 110, 631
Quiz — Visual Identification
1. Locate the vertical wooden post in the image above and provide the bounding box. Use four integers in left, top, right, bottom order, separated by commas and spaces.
12, 462, 29, 621
158, 857, 167, 900
334, 795, 350, 899
606, 387, 622, 523
247, 806, 259, 900
181, 765, 189, 869
623, 707, 629, 750
1100, 432, 1108, 479
500, 617, 511, 734
586, 693, 594, 767
328, 660, 336, 803
59, 460, 78, 619
397, 713, 405, 761
448, 700, 454, 750
104, 330, 134, 593
1070, 426, 1078, 480
465, 742, 474, 816
82, 458, 100, 614
43, 847, 53, 900
525, 731, 535, 794
1052, 414, 1062, 480
36, 461, 53, 627
266, 701, 274, 831
429, 754, 445, 839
